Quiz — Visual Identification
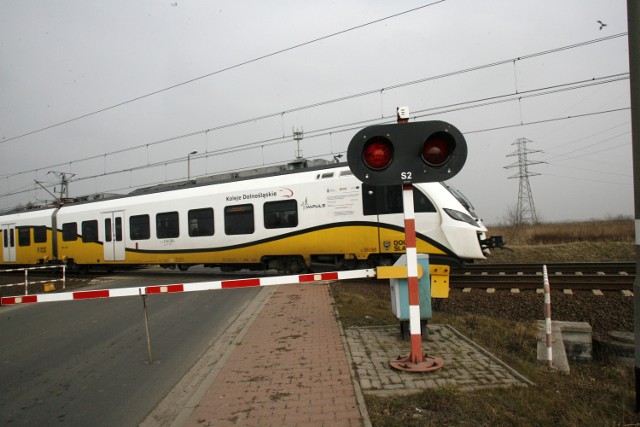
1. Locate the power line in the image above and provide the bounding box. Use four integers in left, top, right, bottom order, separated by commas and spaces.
0, 34, 630, 207
0, 57, 629, 181
543, 130, 631, 161
0, 71, 629, 201
0, 1, 446, 146
0, 104, 628, 207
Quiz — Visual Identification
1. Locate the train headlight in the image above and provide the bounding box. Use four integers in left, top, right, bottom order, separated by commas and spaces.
444, 208, 478, 226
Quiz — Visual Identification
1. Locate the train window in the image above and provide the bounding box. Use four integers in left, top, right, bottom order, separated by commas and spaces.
82, 220, 99, 243
130, 215, 150, 240
105, 218, 112, 242
414, 190, 436, 213
17, 227, 30, 247
264, 200, 298, 229
157, 212, 179, 239
224, 204, 254, 235
188, 208, 214, 237
115, 217, 123, 241
62, 223, 78, 241
34, 226, 47, 243
2, 229, 13, 248
362, 184, 436, 215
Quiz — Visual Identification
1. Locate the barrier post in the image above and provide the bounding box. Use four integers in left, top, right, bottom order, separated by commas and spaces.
24, 269, 29, 295
140, 290, 154, 364
543, 265, 553, 369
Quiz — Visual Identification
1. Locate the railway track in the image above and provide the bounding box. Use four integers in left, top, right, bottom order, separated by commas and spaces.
451, 262, 635, 291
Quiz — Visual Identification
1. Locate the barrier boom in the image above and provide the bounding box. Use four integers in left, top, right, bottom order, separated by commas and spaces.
1, 269, 377, 306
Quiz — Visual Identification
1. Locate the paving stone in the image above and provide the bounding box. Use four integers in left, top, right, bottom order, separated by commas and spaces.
344, 324, 533, 396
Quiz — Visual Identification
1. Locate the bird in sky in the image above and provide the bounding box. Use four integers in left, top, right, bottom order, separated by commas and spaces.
597, 20, 607, 30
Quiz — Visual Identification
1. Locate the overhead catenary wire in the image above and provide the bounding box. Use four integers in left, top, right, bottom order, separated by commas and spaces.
0, 71, 630, 203
0, 32, 629, 182
0, 34, 631, 208
0, 71, 628, 189
3, 104, 629, 206
0, 0, 447, 146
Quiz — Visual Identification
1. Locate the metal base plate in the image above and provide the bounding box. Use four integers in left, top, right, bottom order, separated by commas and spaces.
390, 354, 445, 372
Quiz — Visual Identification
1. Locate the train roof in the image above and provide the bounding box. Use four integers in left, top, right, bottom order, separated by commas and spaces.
1, 158, 346, 215
129, 158, 339, 196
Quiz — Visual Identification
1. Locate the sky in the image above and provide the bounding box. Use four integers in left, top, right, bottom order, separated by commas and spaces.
0, 0, 632, 225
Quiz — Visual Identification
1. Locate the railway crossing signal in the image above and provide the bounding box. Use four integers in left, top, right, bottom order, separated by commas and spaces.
346, 120, 468, 186
347, 110, 464, 372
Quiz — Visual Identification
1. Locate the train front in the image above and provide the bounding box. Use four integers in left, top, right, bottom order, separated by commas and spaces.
414, 182, 503, 264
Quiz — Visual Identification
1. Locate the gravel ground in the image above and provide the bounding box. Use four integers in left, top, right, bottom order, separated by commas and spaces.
438, 288, 633, 341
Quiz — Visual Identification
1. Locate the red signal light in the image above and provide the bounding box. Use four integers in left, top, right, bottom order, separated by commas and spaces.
363, 137, 393, 170
422, 132, 454, 166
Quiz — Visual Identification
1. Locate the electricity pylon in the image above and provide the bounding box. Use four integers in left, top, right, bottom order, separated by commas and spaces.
504, 138, 544, 224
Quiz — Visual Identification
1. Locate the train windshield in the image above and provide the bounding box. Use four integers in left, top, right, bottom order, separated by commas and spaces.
440, 182, 477, 218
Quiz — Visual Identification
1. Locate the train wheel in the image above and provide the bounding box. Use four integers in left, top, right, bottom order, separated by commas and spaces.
285, 257, 308, 274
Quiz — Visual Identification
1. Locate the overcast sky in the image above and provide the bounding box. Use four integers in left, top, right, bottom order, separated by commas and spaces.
0, 0, 632, 225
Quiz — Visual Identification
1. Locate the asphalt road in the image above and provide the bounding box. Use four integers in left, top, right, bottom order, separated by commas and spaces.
0, 270, 261, 426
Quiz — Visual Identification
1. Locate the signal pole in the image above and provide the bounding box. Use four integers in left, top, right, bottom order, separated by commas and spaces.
390, 107, 444, 372
626, 0, 640, 412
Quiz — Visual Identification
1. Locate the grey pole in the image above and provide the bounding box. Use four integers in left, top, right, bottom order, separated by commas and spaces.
626, 0, 640, 411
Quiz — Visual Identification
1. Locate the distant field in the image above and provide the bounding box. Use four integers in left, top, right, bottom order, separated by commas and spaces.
482, 219, 634, 264
487, 218, 633, 245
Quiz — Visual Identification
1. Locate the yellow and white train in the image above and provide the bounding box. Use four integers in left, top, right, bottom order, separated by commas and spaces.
0, 161, 497, 273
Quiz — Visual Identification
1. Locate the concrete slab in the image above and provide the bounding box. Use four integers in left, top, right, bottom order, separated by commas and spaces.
557, 321, 592, 363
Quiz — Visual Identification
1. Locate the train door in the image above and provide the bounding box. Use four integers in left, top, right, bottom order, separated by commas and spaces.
362, 184, 406, 253
102, 212, 125, 261
362, 184, 437, 254
1, 224, 16, 262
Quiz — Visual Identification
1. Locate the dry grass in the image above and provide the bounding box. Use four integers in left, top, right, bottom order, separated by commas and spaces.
489, 219, 633, 246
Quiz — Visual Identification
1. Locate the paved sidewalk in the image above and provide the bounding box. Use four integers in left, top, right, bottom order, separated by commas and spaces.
182, 284, 366, 427
160, 281, 533, 427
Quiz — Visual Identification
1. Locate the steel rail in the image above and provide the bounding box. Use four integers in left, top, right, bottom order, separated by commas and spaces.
451, 262, 635, 291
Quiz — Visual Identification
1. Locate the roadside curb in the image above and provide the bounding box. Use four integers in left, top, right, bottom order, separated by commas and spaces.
329, 284, 373, 427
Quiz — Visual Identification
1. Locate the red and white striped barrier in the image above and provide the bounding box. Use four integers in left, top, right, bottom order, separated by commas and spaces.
1, 269, 376, 306
543, 264, 553, 369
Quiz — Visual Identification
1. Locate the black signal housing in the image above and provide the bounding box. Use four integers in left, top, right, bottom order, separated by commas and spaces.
347, 120, 468, 186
